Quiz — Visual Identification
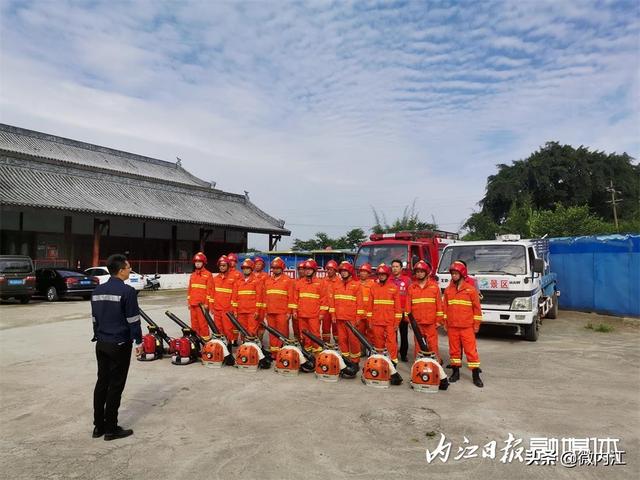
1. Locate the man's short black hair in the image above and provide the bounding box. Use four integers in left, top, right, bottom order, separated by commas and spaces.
107, 254, 128, 276
391, 259, 403, 267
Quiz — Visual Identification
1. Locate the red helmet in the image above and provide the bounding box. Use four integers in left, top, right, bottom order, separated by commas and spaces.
217, 255, 229, 265
303, 259, 318, 270
193, 252, 207, 264
241, 258, 255, 270
376, 264, 392, 276
413, 260, 432, 273
325, 260, 338, 271
227, 253, 238, 264
358, 263, 372, 273
271, 257, 286, 270
297, 261, 306, 269
253, 256, 265, 266
449, 261, 468, 278
338, 261, 355, 276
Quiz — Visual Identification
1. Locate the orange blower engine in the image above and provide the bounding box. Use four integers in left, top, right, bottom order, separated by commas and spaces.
137, 309, 175, 361
199, 304, 235, 368
263, 322, 315, 376
408, 314, 448, 392
227, 312, 272, 372
344, 322, 403, 388
302, 329, 359, 382
165, 310, 203, 365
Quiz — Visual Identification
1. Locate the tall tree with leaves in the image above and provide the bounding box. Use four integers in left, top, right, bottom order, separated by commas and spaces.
371, 200, 437, 233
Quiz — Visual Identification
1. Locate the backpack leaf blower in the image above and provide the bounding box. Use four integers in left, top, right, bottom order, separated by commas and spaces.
345, 321, 403, 388
198, 303, 235, 367
262, 322, 315, 375
165, 310, 204, 365
408, 313, 448, 392
226, 312, 272, 371
137, 308, 175, 361
302, 329, 359, 382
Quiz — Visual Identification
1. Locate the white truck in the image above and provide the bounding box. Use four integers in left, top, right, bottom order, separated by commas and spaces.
436, 234, 559, 341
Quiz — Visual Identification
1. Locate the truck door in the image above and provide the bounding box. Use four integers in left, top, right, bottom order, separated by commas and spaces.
410, 245, 420, 269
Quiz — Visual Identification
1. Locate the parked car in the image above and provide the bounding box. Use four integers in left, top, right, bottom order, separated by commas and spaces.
0, 255, 36, 303
35, 268, 99, 301
84, 266, 145, 292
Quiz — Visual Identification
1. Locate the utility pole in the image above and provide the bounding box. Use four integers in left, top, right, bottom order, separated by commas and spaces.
606, 180, 622, 231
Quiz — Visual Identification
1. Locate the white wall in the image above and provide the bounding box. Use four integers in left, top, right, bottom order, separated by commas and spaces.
157, 273, 190, 289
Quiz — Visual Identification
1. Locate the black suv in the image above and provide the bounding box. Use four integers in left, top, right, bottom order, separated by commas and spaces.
0, 256, 36, 304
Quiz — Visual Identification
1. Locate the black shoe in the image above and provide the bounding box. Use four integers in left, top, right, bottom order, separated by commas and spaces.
449, 367, 460, 383
104, 426, 133, 441
92, 426, 104, 438
472, 368, 484, 388
390, 372, 403, 385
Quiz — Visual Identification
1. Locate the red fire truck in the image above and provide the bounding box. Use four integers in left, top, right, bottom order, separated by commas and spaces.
354, 230, 460, 275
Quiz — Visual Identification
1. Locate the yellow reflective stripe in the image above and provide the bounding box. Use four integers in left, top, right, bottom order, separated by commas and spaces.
473, 315, 483, 320
329, 308, 335, 313
356, 309, 365, 315
450, 358, 461, 362
412, 298, 436, 304
334, 294, 356, 301
373, 299, 394, 305
237, 290, 257, 295
231, 302, 238, 307
320, 306, 329, 311
362, 296, 369, 302
191, 284, 207, 289
394, 313, 402, 318
266, 289, 288, 295
448, 299, 472, 306
299, 293, 320, 299
366, 313, 372, 317
436, 312, 444, 316
287, 303, 297, 308
468, 362, 481, 366
216, 288, 232, 294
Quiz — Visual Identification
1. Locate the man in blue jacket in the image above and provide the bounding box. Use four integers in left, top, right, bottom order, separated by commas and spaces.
91, 254, 143, 440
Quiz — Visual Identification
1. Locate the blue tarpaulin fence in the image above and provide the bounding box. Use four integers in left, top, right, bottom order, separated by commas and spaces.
549, 234, 640, 317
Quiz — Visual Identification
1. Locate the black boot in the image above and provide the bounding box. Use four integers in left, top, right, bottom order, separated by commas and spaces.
449, 366, 460, 383
472, 368, 484, 388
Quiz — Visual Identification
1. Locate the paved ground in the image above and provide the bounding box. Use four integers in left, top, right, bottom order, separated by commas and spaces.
0, 290, 638, 479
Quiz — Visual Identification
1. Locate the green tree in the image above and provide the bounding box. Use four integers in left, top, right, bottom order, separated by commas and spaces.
530, 204, 614, 237
372, 200, 437, 233
291, 228, 367, 251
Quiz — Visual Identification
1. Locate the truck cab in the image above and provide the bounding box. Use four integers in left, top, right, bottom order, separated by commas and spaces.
437, 234, 559, 341
355, 230, 459, 275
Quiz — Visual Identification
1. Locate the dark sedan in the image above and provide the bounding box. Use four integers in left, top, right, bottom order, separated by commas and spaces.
35, 268, 100, 301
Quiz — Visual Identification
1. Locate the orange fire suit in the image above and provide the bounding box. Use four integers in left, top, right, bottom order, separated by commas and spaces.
232, 274, 264, 337
321, 274, 340, 342
264, 274, 295, 353
368, 280, 402, 363
187, 268, 214, 338
294, 277, 328, 353
209, 272, 237, 343
331, 279, 366, 363
358, 279, 375, 341
443, 280, 483, 370
252, 270, 269, 338
407, 279, 444, 361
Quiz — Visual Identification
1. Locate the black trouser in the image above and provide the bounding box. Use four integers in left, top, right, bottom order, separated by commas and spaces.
398, 317, 409, 360
94, 341, 132, 432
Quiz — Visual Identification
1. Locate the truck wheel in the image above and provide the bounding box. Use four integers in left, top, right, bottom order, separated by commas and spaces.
46, 287, 59, 302
546, 293, 558, 319
19, 296, 31, 304
524, 316, 539, 342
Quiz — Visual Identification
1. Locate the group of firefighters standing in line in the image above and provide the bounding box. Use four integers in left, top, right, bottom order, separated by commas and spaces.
187, 252, 484, 387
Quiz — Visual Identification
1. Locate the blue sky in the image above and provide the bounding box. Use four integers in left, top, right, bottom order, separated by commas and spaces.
1, 0, 638, 248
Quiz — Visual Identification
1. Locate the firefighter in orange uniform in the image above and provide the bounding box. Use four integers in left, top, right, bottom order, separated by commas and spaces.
443, 261, 484, 388
357, 263, 374, 341
407, 260, 444, 363
252, 256, 269, 340
367, 264, 402, 364
321, 259, 340, 342
264, 257, 295, 356
226, 253, 243, 282
331, 261, 366, 365
231, 258, 264, 338
293, 259, 328, 354
187, 252, 213, 338
291, 260, 307, 340
209, 255, 237, 350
